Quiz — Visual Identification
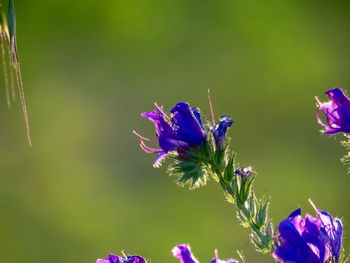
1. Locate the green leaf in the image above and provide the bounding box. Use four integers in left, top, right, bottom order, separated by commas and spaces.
223, 156, 234, 183
250, 233, 266, 251
256, 197, 269, 227
248, 193, 256, 218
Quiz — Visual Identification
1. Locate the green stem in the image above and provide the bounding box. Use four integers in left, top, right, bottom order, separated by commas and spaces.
219, 176, 274, 254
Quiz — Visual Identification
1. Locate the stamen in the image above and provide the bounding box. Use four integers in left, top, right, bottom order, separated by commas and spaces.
154, 102, 171, 120
139, 139, 161, 151
121, 250, 127, 258
139, 142, 162, 154
315, 96, 322, 106
316, 110, 330, 128
208, 89, 215, 125
214, 249, 219, 260
133, 130, 156, 142
308, 199, 318, 214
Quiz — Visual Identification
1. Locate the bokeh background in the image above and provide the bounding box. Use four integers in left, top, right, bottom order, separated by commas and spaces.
0, 0, 349, 262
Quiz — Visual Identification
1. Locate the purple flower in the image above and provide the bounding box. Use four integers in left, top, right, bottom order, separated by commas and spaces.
273, 208, 329, 263
97, 253, 146, 263
172, 244, 238, 263
318, 210, 343, 263
211, 116, 233, 150
172, 244, 199, 263
234, 166, 254, 179
135, 102, 206, 167
316, 88, 350, 134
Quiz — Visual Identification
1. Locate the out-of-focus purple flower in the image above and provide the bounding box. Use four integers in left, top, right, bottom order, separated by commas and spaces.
316, 88, 350, 134
97, 253, 146, 263
234, 166, 254, 180
135, 102, 206, 167
97, 254, 119, 263
172, 245, 238, 263
273, 208, 329, 263
211, 116, 233, 150
172, 244, 199, 263
210, 250, 239, 263
318, 210, 343, 263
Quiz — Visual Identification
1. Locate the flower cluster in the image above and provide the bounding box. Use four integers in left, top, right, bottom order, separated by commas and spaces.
273, 207, 343, 263
97, 245, 239, 263
105, 92, 348, 263
135, 100, 233, 188
135, 102, 232, 167
96, 253, 146, 263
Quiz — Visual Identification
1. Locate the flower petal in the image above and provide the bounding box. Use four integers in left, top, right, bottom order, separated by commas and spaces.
96, 254, 120, 263
170, 103, 205, 146
172, 244, 199, 263
319, 211, 343, 263
123, 255, 147, 263
325, 88, 348, 105
211, 116, 233, 150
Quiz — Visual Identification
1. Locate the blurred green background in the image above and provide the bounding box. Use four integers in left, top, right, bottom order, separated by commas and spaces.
0, 0, 349, 262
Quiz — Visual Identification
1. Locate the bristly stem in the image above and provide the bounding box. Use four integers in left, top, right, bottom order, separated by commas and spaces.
170, 139, 275, 255
213, 156, 274, 254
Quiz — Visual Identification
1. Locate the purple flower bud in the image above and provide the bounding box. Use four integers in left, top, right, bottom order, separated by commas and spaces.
172, 244, 199, 263
211, 116, 233, 150
273, 208, 329, 263
135, 102, 206, 167
97, 253, 146, 263
318, 210, 343, 263
316, 88, 350, 134
234, 166, 254, 179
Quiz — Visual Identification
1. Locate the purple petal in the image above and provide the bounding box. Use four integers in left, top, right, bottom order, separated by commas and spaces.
124, 255, 147, 263
211, 116, 233, 150
170, 103, 205, 146
319, 211, 343, 263
96, 254, 120, 263
325, 88, 348, 105
303, 214, 328, 262
153, 152, 167, 167
172, 244, 199, 263
191, 107, 205, 130
109, 254, 120, 263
